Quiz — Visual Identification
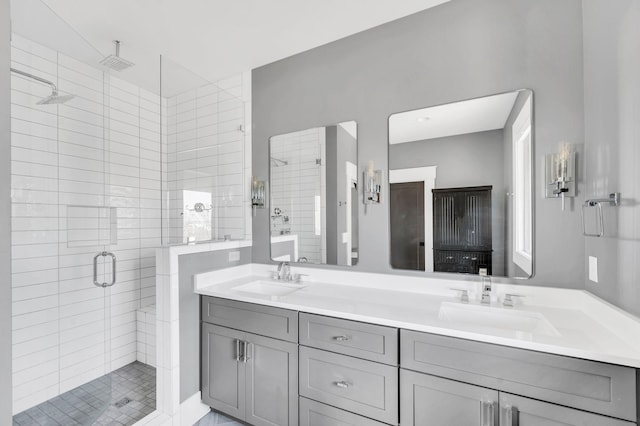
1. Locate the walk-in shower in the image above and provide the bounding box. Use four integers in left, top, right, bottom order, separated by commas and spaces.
10, 67, 75, 104
10, 1, 249, 424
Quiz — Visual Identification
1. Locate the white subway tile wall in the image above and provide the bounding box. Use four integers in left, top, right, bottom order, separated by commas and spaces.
270, 128, 326, 264
136, 304, 157, 367
10, 35, 162, 414
165, 74, 250, 244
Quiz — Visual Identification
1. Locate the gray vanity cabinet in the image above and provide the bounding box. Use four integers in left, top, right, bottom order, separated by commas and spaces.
499, 393, 634, 426
201, 297, 299, 426
401, 369, 634, 426
400, 369, 498, 426
201, 323, 246, 419
401, 330, 638, 425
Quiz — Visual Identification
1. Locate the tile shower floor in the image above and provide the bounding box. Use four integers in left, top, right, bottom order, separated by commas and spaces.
12, 361, 156, 426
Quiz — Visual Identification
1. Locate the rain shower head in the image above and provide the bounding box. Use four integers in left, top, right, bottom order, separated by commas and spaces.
271, 157, 289, 167
10, 67, 75, 105
100, 40, 134, 71
37, 92, 76, 105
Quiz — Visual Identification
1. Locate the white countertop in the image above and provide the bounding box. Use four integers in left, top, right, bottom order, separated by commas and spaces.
194, 263, 640, 368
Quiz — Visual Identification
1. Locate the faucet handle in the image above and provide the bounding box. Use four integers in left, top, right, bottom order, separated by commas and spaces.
291, 273, 308, 284
450, 288, 469, 303
503, 293, 526, 307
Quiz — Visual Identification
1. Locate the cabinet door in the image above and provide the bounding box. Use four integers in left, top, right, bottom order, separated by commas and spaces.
499, 393, 635, 426
201, 323, 246, 420
245, 333, 298, 426
401, 369, 498, 426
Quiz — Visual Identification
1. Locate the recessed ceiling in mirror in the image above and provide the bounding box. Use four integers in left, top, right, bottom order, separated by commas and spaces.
270, 121, 358, 266
388, 89, 533, 278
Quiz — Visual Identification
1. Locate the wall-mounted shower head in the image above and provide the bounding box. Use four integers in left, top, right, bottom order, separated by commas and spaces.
10, 67, 75, 105
99, 40, 134, 71
271, 157, 289, 167
37, 93, 76, 105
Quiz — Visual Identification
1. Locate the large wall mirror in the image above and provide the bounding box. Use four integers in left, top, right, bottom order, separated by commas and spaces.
388, 89, 533, 278
270, 121, 359, 266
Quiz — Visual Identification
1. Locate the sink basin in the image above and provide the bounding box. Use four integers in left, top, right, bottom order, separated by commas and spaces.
232, 280, 305, 297
438, 302, 561, 338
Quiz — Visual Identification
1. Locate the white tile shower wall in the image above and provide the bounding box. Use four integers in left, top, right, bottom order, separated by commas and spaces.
270, 127, 325, 263
136, 304, 157, 367
165, 74, 249, 244
10, 35, 162, 414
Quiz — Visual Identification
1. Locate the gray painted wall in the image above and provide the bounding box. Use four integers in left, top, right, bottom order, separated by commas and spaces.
1, 0, 12, 421
390, 129, 506, 275
178, 247, 251, 402
252, 0, 586, 288
583, 0, 640, 316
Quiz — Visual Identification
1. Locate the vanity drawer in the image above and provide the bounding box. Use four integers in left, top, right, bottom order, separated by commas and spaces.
201, 296, 298, 342
299, 313, 398, 365
299, 346, 398, 424
299, 397, 390, 426
401, 330, 637, 422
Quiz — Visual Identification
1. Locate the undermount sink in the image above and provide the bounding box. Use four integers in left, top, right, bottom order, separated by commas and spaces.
232, 280, 305, 297
438, 302, 561, 338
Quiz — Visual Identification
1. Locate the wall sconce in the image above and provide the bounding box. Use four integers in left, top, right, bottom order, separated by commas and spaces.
251, 176, 266, 216
545, 143, 575, 211
363, 161, 382, 207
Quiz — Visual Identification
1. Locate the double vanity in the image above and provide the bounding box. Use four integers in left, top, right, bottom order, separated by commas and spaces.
194, 263, 640, 426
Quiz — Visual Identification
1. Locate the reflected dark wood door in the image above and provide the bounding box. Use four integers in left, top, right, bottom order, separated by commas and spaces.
390, 182, 424, 270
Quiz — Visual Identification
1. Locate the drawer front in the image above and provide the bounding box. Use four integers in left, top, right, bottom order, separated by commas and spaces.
299, 398, 390, 426
299, 346, 398, 424
201, 296, 298, 342
401, 329, 637, 422
299, 313, 398, 365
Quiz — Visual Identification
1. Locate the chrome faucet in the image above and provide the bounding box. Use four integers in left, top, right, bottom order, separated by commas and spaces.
277, 261, 291, 281
479, 267, 491, 304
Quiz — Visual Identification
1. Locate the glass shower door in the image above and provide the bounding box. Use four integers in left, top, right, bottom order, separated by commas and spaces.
10, 0, 115, 423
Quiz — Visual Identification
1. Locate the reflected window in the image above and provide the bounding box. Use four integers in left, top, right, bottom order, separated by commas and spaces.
512, 95, 533, 275
183, 190, 212, 242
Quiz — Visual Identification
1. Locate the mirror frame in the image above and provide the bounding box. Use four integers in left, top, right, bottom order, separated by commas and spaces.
386, 89, 535, 280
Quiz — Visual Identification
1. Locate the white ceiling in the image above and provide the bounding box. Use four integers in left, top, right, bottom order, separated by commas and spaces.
16, 0, 450, 96
388, 91, 520, 145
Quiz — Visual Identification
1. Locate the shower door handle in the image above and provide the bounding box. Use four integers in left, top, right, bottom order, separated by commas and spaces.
93, 251, 117, 288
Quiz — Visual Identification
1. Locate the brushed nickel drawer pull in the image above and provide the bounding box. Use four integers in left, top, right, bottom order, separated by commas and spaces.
334, 381, 350, 389
333, 335, 351, 342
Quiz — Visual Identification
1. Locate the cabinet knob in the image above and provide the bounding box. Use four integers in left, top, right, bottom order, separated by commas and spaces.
334, 381, 350, 389
332, 335, 351, 342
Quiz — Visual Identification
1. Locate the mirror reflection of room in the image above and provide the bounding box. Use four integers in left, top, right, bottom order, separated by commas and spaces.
270, 121, 358, 266
389, 89, 533, 278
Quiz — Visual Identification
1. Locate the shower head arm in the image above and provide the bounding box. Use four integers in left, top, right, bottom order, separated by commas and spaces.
10, 67, 58, 95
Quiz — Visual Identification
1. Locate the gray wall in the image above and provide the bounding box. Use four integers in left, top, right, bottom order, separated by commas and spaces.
583, 0, 640, 315
390, 129, 506, 276
178, 247, 251, 402
1, 0, 12, 421
253, 0, 586, 288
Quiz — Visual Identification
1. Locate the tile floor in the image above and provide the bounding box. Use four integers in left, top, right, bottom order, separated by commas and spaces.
194, 410, 244, 426
12, 361, 156, 426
